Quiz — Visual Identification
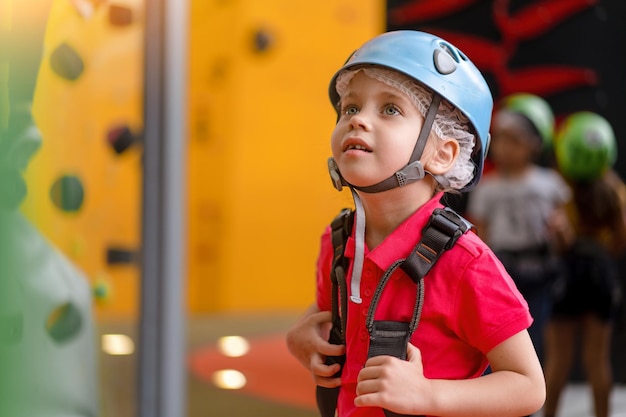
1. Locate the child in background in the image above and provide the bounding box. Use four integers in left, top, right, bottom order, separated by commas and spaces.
466, 93, 571, 363
543, 111, 626, 417
286, 31, 545, 417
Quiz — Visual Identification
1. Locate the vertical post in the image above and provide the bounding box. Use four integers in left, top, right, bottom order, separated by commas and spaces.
139, 0, 188, 415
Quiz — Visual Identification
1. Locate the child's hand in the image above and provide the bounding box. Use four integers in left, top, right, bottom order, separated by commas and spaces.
286, 309, 346, 388
355, 343, 432, 414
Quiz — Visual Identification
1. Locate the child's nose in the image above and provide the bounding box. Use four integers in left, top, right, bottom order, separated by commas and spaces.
349, 111, 372, 131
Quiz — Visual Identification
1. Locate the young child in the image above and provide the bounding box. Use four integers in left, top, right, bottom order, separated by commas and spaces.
286, 30, 545, 417
543, 112, 626, 417
465, 93, 571, 363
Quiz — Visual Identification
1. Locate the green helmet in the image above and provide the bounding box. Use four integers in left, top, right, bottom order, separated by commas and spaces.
555, 111, 617, 181
501, 93, 554, 148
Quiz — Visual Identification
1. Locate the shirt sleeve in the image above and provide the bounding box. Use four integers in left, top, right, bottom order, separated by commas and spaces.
452, 244, 533, 354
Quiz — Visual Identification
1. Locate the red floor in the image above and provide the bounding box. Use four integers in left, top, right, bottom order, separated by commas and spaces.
188, 332, 317, 410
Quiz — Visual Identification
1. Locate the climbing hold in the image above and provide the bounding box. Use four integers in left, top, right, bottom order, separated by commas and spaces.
45, 302, 83, 343
107, 125, 141, 154
50, 175, 84, 212
109, 4, 134, 27
253, 29, 274, 53
93, 276, 112, 302
50, 43, 85, 81
106, 247, 137, 265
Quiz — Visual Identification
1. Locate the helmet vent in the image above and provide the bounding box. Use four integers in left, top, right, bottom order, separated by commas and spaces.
433, 49, 457, 75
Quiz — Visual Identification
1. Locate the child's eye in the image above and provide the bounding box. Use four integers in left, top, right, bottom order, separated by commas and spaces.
383, 104, 400, 116
343, 105, 359, 116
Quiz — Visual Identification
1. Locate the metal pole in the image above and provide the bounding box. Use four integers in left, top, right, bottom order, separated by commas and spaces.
139, 0, 188, 415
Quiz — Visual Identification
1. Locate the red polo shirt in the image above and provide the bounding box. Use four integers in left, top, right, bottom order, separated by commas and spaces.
316, 193, 532, 417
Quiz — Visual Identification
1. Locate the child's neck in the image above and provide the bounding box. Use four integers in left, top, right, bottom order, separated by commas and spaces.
359, 180, 436, 249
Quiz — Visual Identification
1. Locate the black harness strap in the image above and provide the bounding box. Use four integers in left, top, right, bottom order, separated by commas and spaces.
316, 208, 353, 417
400, 207, 473, 283
317, 207, 472, 417
367, 207, 472, 417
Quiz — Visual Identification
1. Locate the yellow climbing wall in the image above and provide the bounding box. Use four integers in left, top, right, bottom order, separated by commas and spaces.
23, 0, 144, 319
21, 0, 384, 317
187, 1, 384, 311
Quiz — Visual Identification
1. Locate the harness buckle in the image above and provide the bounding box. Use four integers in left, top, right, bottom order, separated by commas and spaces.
426, 207, 474, 248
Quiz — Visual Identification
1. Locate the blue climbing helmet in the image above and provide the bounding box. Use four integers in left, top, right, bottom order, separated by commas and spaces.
328, 30, 493, 192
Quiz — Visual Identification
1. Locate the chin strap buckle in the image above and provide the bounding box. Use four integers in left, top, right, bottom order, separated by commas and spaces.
395, 161, 425, 187
328, 157, 345, 192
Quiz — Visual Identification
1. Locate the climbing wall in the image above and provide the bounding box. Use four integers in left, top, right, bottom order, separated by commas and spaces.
0, 212, 99, 416
1, 1, 99, 413
21, 0, 384, 316
23, 0, 144, 319
187, 1, 384, 311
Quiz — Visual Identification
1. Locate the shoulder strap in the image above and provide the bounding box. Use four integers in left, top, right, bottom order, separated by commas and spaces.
328, 208, 353, 345
366, 207, 473, 348
316, 208, 353, 417
368, 206, 473, 417
400, 206, 473, 283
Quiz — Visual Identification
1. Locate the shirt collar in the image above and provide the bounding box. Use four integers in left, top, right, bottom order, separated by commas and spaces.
345, 192, 445, 271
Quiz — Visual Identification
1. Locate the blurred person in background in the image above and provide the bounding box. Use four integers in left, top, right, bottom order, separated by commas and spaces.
543, 111, 626, 417
466, 93, 571, 364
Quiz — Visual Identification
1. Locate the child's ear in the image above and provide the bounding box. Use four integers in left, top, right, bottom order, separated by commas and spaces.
425, 136, 460, 175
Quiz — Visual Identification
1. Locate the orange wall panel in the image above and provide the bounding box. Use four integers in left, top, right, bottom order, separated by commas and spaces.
187, 0, 385, 312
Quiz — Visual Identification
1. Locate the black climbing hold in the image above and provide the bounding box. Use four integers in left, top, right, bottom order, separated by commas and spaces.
106, 247, 137, 265
107, 125, 141, 154
253, 30, 273, 53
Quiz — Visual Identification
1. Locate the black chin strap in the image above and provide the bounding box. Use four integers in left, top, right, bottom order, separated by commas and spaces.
329, 93, 442, 194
